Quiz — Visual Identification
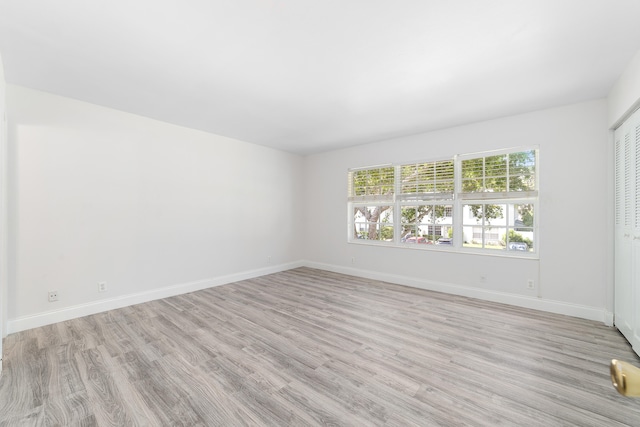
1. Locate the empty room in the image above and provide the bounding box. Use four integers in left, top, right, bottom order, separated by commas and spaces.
3, 0, 640, 425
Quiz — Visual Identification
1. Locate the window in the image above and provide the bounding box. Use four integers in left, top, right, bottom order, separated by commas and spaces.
461, 151, 536, 194
459, 149, 537, 252
461, 203, 534, 251
400, 160, 454, 197
397, 159, 455, 244
400, 205, 452, 244
348, 148, 538, 255
349, 166, 395, 241
352, 205, 394, 241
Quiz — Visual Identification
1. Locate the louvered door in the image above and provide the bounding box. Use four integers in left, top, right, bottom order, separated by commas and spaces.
615, 108, 640, 355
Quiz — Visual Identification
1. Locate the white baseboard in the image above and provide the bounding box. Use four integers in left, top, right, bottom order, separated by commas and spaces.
604, 310, 615, 327
302, 261, 610, 324
7, 259, 610, 334
7, 261, 305, 334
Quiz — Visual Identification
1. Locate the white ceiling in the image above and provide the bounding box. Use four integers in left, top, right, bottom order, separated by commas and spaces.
1, 0, 640, 155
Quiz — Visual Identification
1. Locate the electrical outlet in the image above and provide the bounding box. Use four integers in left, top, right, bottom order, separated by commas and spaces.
351, 257, 355, 265
480, 274, 487, 283
527, 279, 535, 289
267, 256, 272, 264
48, 291, 58, 302
98, 282, 107, 292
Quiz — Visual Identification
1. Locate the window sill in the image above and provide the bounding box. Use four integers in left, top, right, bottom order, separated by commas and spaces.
347, 240, 539, 259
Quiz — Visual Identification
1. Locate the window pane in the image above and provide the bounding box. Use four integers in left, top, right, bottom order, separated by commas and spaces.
509, 204, 534, 228
505, 204, 534, 251
464, 204, 483, 224
462, 225, 506, 249
434, 204, 454, 244
463, 204, 505, 225
505, 230, 534, 252
462, 158, 483, 177
508, 150, 536, 191
463, 226, 482, 248
462, 151, 537, 193
483, 227, 505, 249
401, 225, 420, 241
485, 155, 507, 176
353, 205, 393, 240
509, 150, 536, 172
400, 206, 430, 225
401, 160, 454, 196
401, 205, 431, 243
401, 204, 453, 244
484, 155, 507, 192
351, 167, 394, 197
509, 174, 535, 191
461, 158, 483, 192
462, 204, 506, 249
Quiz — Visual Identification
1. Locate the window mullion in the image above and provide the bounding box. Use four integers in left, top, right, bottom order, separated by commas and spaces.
506, 152, 510, 192
454, 154, 462, 247
394, 166, 401, 245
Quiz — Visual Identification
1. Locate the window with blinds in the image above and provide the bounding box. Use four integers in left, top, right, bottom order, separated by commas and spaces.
348, 166, 394, 201
348, 147, 538, 255
460, 150, 536, 197
399, 160, 454, 200
348, 166, 395, 241
458, 149, 537, 251
398, 160, 455, 244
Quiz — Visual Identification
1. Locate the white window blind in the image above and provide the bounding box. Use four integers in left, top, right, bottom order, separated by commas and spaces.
348, 166, 394, 202
460, 150, 537, 200
399, 160, 454, 201
348, 147, 538, 255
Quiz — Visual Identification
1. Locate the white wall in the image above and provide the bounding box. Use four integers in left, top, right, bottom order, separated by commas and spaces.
7, 85, 303, 332
3, 85, 617, 332
609, 50, 640, 127
303, 100, 610, 322
0, 51, 6, 372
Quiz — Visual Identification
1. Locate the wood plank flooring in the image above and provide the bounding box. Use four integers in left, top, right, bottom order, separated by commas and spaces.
1, 267, 640, 426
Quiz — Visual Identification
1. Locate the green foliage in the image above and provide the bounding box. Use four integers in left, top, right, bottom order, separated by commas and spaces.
380, 226, 394, 240
401, 207, 425, 225
503, 230, 533, 249
461, 151, 535, 193
401, 205, 448, 224
353, 205, 393, 240
401, 161, 454, 194
509, 150, 536, 191
469, 204, 504, 223
351, 167, 395, 239
519, 204, 534, 227
352, 167, 394, 197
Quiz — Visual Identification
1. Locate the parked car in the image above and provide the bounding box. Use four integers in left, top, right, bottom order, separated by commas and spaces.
508, 242, 529, 251
405, 236, 429, 244
436, 237, 453, 245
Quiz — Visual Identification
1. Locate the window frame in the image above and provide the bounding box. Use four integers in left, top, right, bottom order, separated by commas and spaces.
347, 147, 539, 257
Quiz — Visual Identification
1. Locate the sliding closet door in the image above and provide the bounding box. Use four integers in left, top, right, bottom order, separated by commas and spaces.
632, 116, 640, 352
615, 122, 633, 343
615, 108, 640, 355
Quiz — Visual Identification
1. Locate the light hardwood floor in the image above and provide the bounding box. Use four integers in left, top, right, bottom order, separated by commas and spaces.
1, 267, 640, 426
